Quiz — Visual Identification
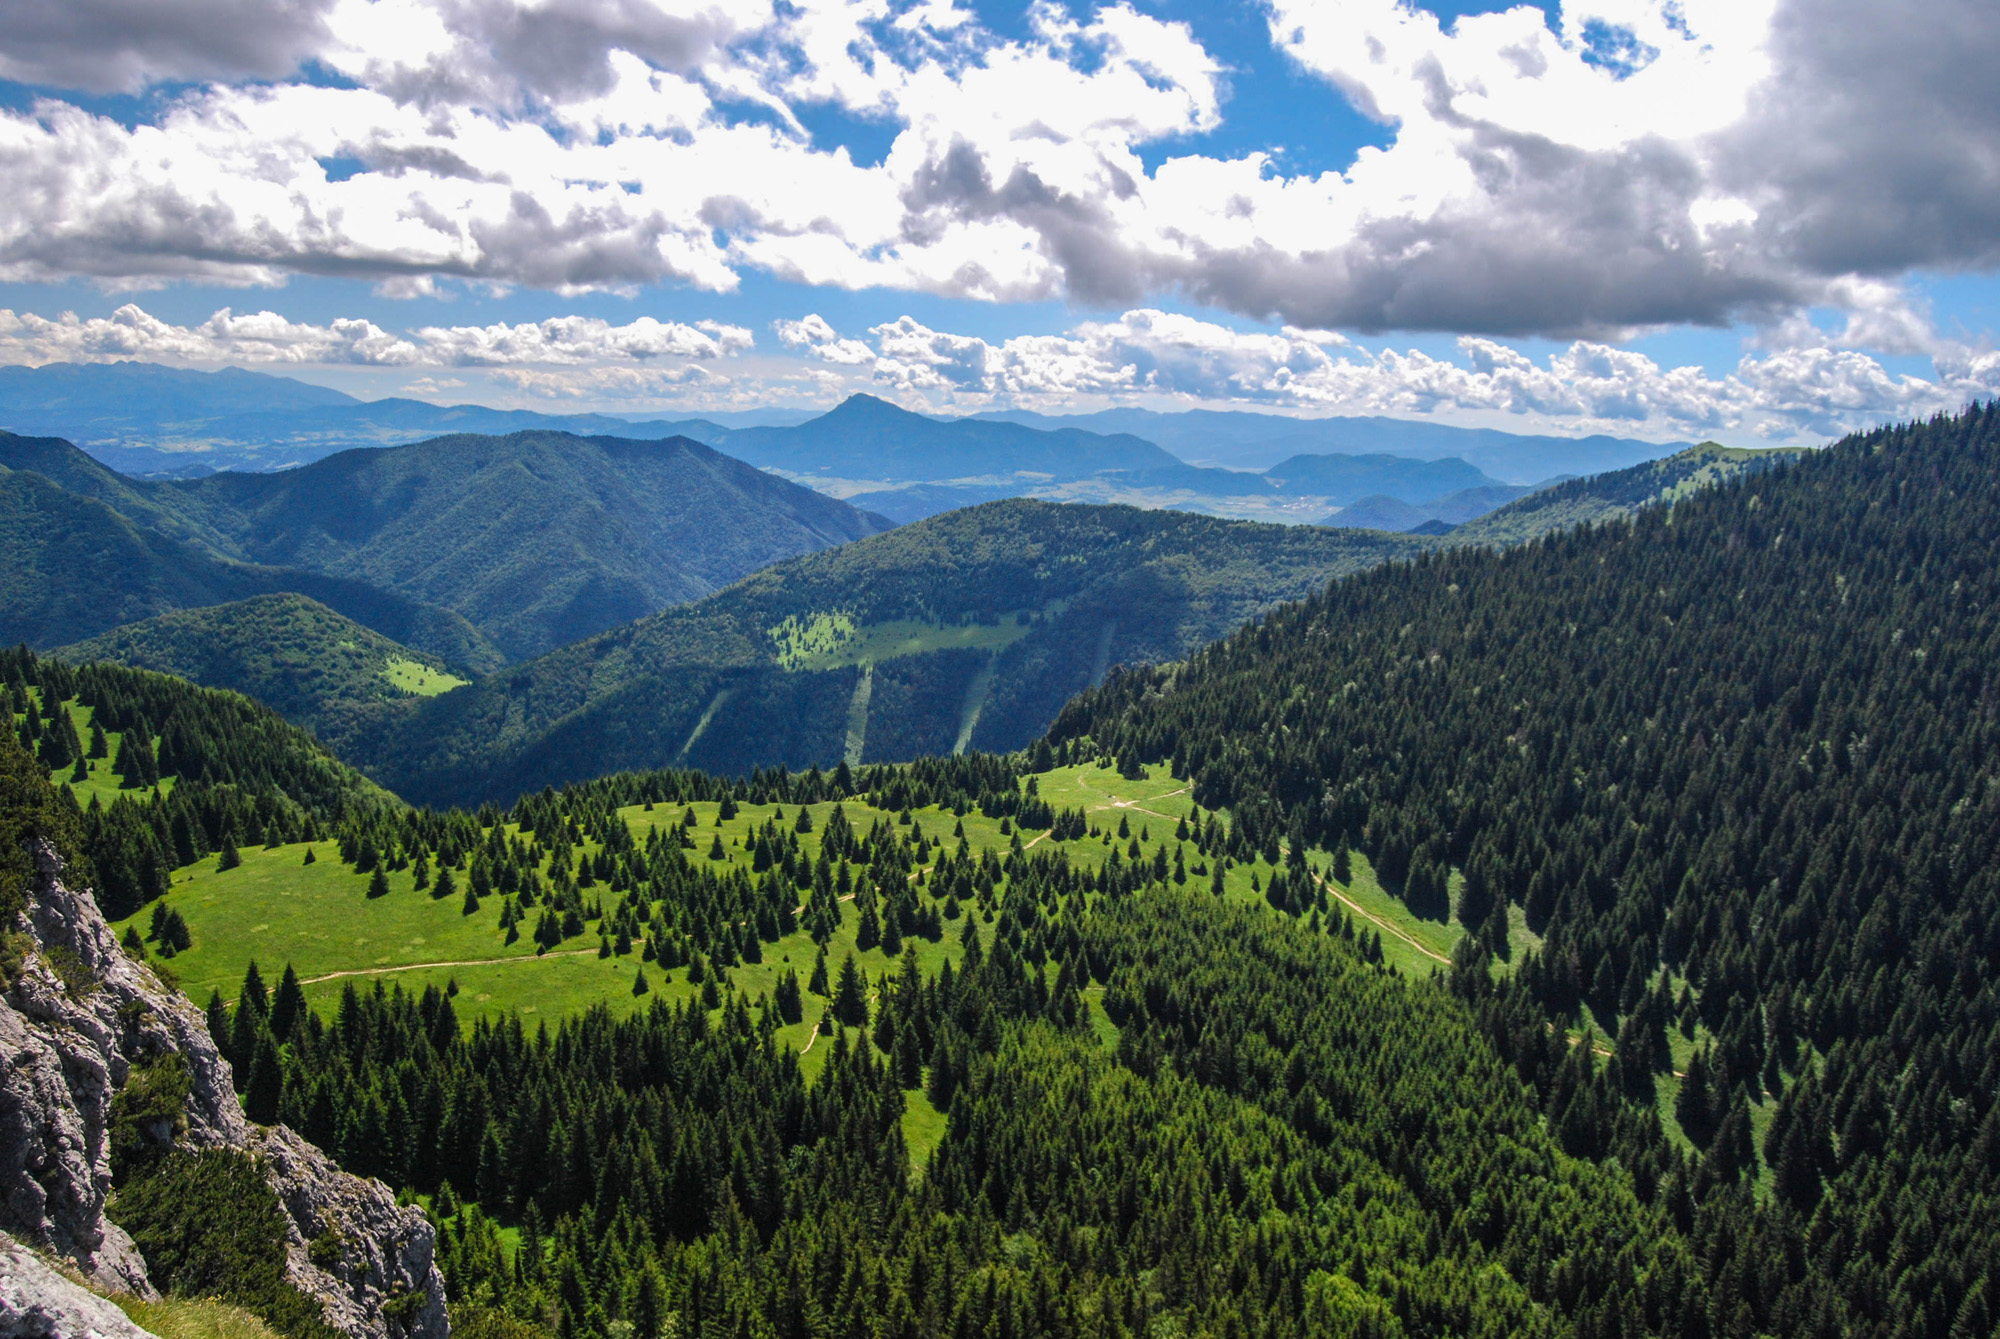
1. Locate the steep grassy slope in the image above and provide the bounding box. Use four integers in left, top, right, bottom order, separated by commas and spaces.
161, 431, 892, 660
5, 647, 394, 919
53, 594, 467, 754
352, 501, 1425, 804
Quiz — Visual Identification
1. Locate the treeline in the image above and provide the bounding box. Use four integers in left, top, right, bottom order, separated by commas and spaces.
1055, 404, 2000, 1337
4, 648, 389, 917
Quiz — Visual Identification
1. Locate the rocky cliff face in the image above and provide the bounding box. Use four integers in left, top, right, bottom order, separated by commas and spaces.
0, 1231, 157, 1339
0, 841, 448, 1338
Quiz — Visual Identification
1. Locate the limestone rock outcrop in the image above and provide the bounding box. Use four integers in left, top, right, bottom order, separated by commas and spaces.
0, 1232, 157, 1339
0, 841, 447, 1338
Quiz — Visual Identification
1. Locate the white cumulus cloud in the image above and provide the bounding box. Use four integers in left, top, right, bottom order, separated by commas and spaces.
818, 309, 2000, 442
0, 304, 751, 371
3, 0, 1989, 340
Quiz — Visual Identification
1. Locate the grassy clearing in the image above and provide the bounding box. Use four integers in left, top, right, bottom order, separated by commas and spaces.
380, 655, 468, 696
1317, 853, 1460, 978
26, 694, 176, 809
125, 760, 1477, 1048
114, 1296, 281, 1339
789, 615, 1037, 672
768, 611, 859, 668
900, 1088, 949, 1175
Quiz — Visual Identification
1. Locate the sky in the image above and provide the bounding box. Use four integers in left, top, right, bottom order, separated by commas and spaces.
1, 0, 1998, 444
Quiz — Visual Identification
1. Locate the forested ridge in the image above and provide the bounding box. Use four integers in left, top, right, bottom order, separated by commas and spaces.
1057, 404, 2000, 1337
52, 592, 463, 755
353, 500, 1423, 805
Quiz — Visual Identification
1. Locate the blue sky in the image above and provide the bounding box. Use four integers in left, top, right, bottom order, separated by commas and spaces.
1, 0, 1995, 444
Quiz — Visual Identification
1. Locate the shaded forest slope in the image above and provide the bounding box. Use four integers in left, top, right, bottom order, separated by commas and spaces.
53, 594, 466, 757
1057, 404, 2000, 1337
354, 501, 1426, 804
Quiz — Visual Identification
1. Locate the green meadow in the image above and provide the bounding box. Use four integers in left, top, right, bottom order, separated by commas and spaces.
119, 760, 1459, 1067
774, 611, 1038, 671
379, 655, 468, 696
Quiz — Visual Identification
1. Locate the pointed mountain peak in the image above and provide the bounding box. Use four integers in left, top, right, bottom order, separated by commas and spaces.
820, 393, 927, 423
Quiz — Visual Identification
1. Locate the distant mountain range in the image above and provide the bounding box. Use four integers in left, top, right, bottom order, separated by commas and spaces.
688, 395, 1548, 525
1323, 483, 1546, 533
0, 361, 734, 475
0, 427, 888, 662
2, 362, 1686, 501
978, 406, 1687, 482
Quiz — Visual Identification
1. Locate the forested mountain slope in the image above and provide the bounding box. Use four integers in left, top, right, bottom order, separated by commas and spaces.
161, 430, 893, 660
0, 441, 499, 668
1056, 404, 2000, 1335
54, 731, 1698, 1339
0, 428, 889, 665
351, 501, 1425, 804
53, 594, 468, 756
1447, 442, 1796, 543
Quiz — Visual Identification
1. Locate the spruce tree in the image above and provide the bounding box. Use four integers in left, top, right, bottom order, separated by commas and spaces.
1676, 1047, 1715, 1145
269, 965, 307, 1043
367, 868, 390, 898
808, 947, 829, 997
228, 1001, 262, 1092
239, 961, 268, 1016
775, 968, 804, 1024
832, 954, 868, 1028
244, 1031, 283, 1125
204, 990, 229, 1054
